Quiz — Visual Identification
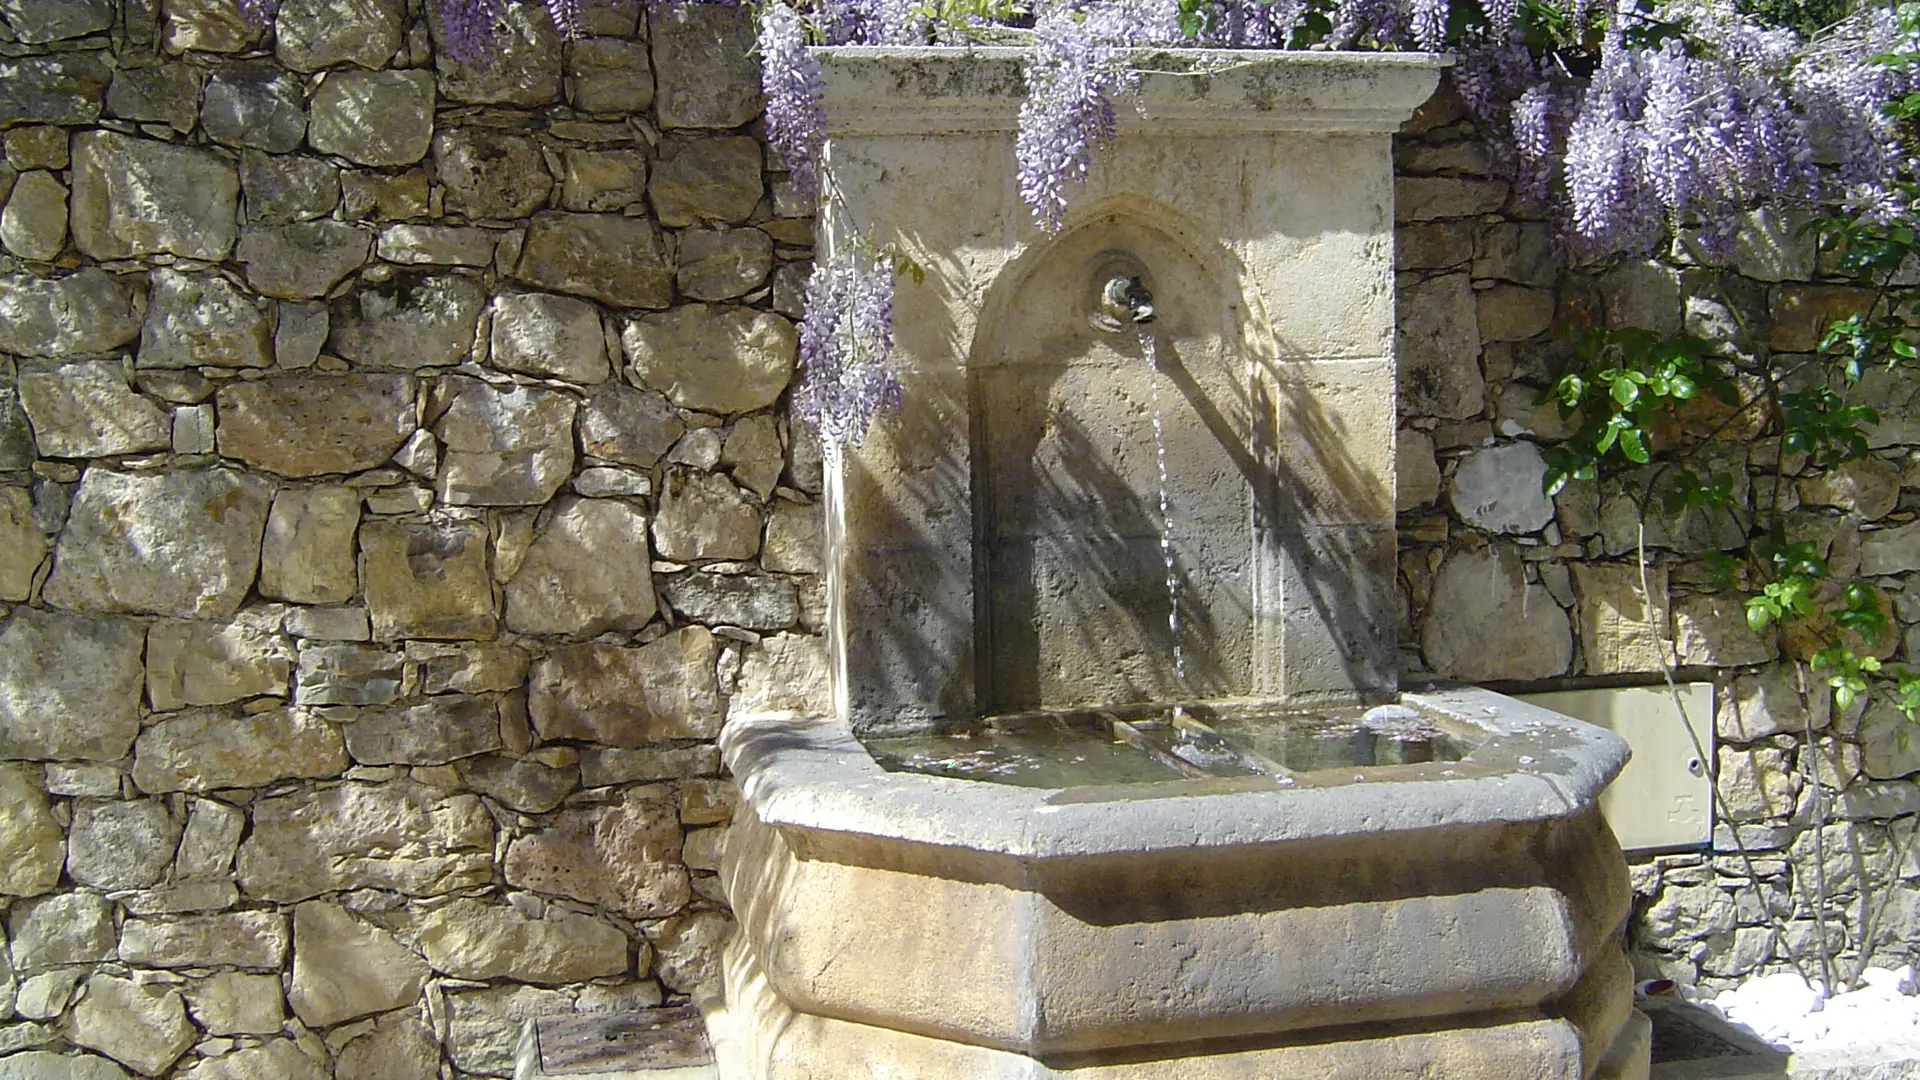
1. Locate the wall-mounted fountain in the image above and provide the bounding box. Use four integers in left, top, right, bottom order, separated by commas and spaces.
712, 47, 1650, 1080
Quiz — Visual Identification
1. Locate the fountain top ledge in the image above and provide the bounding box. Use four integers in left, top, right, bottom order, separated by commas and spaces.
722, 684, 1629, 863
814, 46, 1452, 136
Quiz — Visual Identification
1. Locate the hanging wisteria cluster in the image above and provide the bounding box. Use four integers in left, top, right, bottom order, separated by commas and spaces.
792, 250, 905, 450
259, 0, 1920, 445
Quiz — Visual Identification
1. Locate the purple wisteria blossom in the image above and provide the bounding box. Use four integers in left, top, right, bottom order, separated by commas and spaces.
759, 1, 829, 198
796, 251, 904, 448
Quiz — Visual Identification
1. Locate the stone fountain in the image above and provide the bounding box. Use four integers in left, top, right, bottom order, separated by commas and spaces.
709, 47, 1649, 1080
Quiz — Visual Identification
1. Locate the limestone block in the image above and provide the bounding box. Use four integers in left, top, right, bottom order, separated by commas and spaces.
1, 171, 67, 260
1860, 518, 1920, 577
433, 0, 561, 104
234, 220, 372, 299
163, 0, 257, 51
133, 706, 347, 793
341, 168, 431, 222
217, 375, 416, 478
147, 613, 293, 711
1863, 699, 1920, 780
345, 695, 502, 766
648, 135, 762, 226
43, 467, 271, 619
139, 268, 271, 369
417, 897, 628, 984
529, 628, 720, 746
663, 571, 799, 631
1396, 429, 1440, 512
105, 66, 203, 134
624, 304, 795, 414
0, 269, 142, 358
722, 414, 784, 498
283, 605, 371, 642
653, 470, 759, 561
328, 271, 487, 370
653, 910, 731, 993
1473, 221, 1558, 287
0, 609, 145, 761
514, 211, 673, 308
183, 972, 285, 1035
274, 0, 403, 71
119, 911, 288, 969
15, 968, 79, 1020
455, 753, 578, 813
361, 517, 496, 641
505, 497, 655, 636
414, 642, 529, 694
1600, 260, 1685, 335
1572, 563, 1673, 675
176, 796, 245, 879
1672, 593, 1777, 668
8, 892, 113, 968
1718, 664, 1827, 742
0, 0, 113, 41
1396, 273, 1483, 420
0, 487, 47, 601
1717, 746, 1797, 823
1394, 176, 1507, 221
1477, 283, 1555, 342
201, 63, 305, 153
503, 786, 688, 918
0, 1053, 130, 1080
490, 291, 607, 383
66, 799, 176, 890
679, 226, 773, 301
307, 69, 435, 167
444, 984, 575, 1077
1800, 456, 1900, 522
259, 487, 360, 603
17, 360, 171, 458
0, 55, 109, 128
332, 1007, 439, 1080
69, 974, 194, 1077
0, 765, 63, 896
235, 780, 494, 902
433, 377, 576, 506
1772, 283, 1876, 353
764, 502, 822, 574
434, 128, 552, 220
1449, 442, 1553, 534
561, 146, 650, 212
727, 633, 828, 719
376, 223, 496, 266
579, 385, 683, 468
176, 1040, 328, 1080
70, 132, 237, 261
650, 3, 761, 129
1730, 207, 1818, 282
288, 900, 429, 1028
294, 644, 403, 705
1420, 546, 1571, 681
567, 37, 653, 113
580, 745, 720, 786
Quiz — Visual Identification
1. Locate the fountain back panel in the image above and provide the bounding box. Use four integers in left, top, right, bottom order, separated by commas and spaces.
710, 47, 1649, 1080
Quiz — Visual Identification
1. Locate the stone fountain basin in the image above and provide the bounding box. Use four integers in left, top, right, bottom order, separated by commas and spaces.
720, 684, 1635, 1066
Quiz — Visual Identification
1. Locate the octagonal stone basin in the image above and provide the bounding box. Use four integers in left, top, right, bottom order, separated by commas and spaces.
720, 685, 1637, 1076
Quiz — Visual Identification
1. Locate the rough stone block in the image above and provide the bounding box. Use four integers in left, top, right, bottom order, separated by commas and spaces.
514, 211, 673, 308
360, 517, 497, 641
43, 467, 271, 619
0, 608, 145, 761
70, 131, 237, 261
235, 779, 494, 902
140, 268, 272, 369
650, 2, 761, 130
218, 375, 416, 478
307, 69, 435, 167
133, 706, 348, 793
433, 376, 576, 506
529, 628, 720, 746
260, 486, 361, 603
327, 271, 487, 370
17, 360, 171, 458
501, 788, 689, 919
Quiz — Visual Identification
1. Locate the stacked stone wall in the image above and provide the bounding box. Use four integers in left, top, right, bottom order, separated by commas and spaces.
0, 0, 827, 1075
0, 2, 1914, 1073
1396, 85, 1920, 991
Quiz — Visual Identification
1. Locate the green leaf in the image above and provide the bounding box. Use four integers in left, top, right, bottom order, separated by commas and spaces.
1619, 426, 1650, 463
1611, 378, 1640, 408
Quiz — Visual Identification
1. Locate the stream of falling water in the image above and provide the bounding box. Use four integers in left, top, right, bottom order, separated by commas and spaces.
1140, 329, 1187, 697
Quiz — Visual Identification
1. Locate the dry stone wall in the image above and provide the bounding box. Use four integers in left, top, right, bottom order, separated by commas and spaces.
0, 0, 1914, 1071
1396, 84, 1920, 991
0, 0, 826, 1075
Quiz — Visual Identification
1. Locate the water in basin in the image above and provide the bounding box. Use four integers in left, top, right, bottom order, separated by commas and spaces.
864, 703, 1479, 787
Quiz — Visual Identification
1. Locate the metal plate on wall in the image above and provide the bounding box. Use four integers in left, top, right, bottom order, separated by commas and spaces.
1521, 684, 1714, 853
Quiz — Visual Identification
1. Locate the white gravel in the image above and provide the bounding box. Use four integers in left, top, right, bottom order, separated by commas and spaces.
1692, 966, 1920, 1065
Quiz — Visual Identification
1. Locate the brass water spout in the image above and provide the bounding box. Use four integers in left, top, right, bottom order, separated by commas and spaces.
1100, 275, 1155, 325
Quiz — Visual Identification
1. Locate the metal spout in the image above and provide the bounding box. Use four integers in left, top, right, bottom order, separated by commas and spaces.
1101, 276, 1155, 325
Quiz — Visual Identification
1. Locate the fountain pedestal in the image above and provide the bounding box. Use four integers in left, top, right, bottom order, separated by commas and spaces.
715, 48, 1650, 1080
